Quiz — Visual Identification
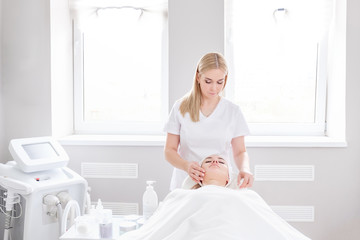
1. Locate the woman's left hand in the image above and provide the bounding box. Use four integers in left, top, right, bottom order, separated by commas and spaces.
237, 171, 254, 189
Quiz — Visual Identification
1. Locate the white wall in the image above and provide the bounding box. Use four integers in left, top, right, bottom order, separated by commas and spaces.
1, 0, 360, 239
0, 0, 73, 161
1, 0, 52, 163
168, 0, 224, 106
0, 0, 4, 159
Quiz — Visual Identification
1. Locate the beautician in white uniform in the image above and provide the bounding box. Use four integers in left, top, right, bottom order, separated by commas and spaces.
164, 52, 254, 190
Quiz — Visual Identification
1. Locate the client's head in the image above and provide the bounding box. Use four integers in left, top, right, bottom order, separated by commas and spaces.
192, 154, 230, 189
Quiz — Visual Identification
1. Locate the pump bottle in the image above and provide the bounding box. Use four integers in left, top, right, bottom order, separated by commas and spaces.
142, 181, 158, 221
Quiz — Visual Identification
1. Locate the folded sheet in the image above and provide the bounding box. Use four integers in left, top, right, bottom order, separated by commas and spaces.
119, 185, 311, 240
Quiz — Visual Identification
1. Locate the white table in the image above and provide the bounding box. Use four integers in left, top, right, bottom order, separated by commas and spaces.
60, 215, 142, 240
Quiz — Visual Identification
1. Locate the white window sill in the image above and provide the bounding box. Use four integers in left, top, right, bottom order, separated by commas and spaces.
59, 135, 347, 148
245, 136, 347, 147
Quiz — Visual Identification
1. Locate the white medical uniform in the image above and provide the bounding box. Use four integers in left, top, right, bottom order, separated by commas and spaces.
164, 97, 250, 190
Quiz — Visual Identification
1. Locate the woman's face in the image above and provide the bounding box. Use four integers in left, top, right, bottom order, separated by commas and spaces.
201, 155, 229, 185
197, 68, 226, 100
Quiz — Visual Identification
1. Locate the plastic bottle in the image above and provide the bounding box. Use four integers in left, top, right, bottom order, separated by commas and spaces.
142, 181, 158, 221
99, 209, 113, 238
96, 199, 103, 212
95, 199, 104, 225
95, 199, 113, 238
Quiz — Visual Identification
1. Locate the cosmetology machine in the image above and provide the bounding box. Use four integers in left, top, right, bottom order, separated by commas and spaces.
0, 137, 88, 240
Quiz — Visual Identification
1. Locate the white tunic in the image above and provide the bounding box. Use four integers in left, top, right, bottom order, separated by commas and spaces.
164, 97, 250, 190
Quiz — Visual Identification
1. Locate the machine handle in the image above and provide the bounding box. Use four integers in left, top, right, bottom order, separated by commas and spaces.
0, 176, 33, 195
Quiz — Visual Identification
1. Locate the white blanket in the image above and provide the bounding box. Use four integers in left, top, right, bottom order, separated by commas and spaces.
119, 186, 311, 240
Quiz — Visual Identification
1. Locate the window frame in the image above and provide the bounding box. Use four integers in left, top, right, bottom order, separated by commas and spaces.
73, 10, 168, 135
224, 1, 328, 136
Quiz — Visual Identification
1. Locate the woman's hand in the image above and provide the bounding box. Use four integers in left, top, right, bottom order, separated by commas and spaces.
186, 161, 205, 183
237, 171, 254, 189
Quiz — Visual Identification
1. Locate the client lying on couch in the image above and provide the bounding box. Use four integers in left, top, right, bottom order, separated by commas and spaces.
119, 154, 311, 240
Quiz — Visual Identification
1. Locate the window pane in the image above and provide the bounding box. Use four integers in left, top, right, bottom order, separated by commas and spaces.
83, 9, 164, 123
226, 0, 331, 125
233, 39, 318, 123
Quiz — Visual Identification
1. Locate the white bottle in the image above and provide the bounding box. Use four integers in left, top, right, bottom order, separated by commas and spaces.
99, 209, 113, 238
142, 181, 158, 221
96, 199, 103, 212
95, 199, 113, 238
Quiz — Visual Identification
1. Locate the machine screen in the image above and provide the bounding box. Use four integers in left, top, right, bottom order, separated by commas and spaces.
22, 142, 59, 160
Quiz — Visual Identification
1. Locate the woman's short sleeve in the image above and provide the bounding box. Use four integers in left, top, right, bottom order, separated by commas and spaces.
233, 106, 250, 138
163, 101, 181, 135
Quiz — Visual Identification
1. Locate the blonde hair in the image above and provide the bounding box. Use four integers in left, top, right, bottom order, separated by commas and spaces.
179, 52, 228, 122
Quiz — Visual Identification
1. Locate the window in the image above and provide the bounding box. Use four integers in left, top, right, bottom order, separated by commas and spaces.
225, 0, 334, 136
72, 0, 168, 134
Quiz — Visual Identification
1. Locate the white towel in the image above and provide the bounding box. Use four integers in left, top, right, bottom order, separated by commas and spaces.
119, 186, 311, 240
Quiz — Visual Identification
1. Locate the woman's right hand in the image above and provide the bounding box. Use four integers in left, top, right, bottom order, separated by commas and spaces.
186, 161, 205, 183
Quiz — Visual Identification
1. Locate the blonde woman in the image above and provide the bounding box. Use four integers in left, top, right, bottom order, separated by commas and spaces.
164, 52, 253, 190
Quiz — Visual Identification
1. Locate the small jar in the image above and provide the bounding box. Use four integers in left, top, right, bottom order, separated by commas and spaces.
119, 221, 137, 235
123, 214, 141, 228
136, 217, 145, 228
